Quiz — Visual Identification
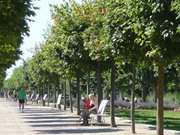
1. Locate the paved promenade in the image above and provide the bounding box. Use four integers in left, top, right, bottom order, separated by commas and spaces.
0, 98, 179, 135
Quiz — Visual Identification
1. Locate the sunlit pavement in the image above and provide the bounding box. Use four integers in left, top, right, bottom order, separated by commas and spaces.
0, 98, 179, 135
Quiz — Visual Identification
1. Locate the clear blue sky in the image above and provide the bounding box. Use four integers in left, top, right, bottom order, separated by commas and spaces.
6, 0, 62, 79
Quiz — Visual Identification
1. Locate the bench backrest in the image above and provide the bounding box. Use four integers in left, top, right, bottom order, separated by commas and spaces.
97, 99, 109, 115
57, 94, 62, 105
35, 94, 39, 101
43, 94, 48, 101
30, 93, 35, 100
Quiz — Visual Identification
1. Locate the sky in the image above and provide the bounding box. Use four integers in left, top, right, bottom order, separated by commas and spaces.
5, 0, 61, 79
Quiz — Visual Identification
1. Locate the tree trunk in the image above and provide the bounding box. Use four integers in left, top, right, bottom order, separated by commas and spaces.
96, 62, 103, 122
58, 79, 61, 95
37, 87, 40, 104
164, 74, 168, 93
54, 85, 57, 108
42, 86, 45, 106
175, 73, 179, 93
87, 72, 90, 95
142, 70, 148, 102
141, 88, 146, 102
110, 61, 116, 127
156, 62, 165, 135
47, 84, 50, 106
76, 71, 81, 115
154, 76, 157, 103
64, 81, 67, 111
131, 67, 136, 133
69, 80, 73, 113
142, 71, 146, 102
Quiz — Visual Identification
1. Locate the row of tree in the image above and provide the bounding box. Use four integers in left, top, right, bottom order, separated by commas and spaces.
3, 1, 180, 135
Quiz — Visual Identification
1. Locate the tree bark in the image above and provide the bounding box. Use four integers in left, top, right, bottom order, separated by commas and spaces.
96, 62, 103, 122
64, 81, 67, 111
110, 61, 116, 127
131, 66, 135, 134
154, 76, 157, 103
175, 73, 179, 93
42, 86, 45, 106
142, 71, 146, 102
37, 87, 40, 104
54, 85, 57, 108
156, 62, 165, 135
58, 79, 61, 95
87, 72, 90, 95
76, 71, 81, 115
69, 80, 73, 113
47, 84, 50, 106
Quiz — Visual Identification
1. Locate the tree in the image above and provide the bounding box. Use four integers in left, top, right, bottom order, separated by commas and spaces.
125, 0, 180, 134
107, 0, 145, 131
3, 66, 26, 90
79, 0, 114, 124
0, 0, 37, 85
51, 1, 96, 115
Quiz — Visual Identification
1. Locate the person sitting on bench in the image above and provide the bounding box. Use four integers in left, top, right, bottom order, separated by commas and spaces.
81, 94, 98, 125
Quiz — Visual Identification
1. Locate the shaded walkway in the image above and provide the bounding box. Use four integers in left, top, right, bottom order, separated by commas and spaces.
0, 98, 179, 135
21, 106, 120, 135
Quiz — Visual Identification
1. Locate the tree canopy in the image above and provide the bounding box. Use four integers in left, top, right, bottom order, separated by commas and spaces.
0, 0, 37, 86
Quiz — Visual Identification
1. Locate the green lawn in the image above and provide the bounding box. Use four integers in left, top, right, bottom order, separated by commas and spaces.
115, 109, 180, 131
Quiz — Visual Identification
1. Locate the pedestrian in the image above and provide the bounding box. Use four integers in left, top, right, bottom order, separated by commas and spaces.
17, 84, 27, 112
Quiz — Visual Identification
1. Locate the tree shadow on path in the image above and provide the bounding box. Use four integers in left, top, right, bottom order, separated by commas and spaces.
35, 128, 121, 134
20, 106, 122, 135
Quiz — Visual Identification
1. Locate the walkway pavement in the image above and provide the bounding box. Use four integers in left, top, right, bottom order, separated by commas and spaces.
0, 98, 179, 135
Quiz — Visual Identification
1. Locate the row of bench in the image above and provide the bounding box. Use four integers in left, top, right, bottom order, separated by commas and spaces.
30, 93, 62, 107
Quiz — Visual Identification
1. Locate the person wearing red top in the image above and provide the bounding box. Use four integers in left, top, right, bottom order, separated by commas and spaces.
80, 94, 97, 125
80, 97, 91, 125
83, 98, 91, 110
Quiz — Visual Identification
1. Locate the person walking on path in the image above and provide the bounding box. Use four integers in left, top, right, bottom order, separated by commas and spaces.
17, 84, 27, 112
